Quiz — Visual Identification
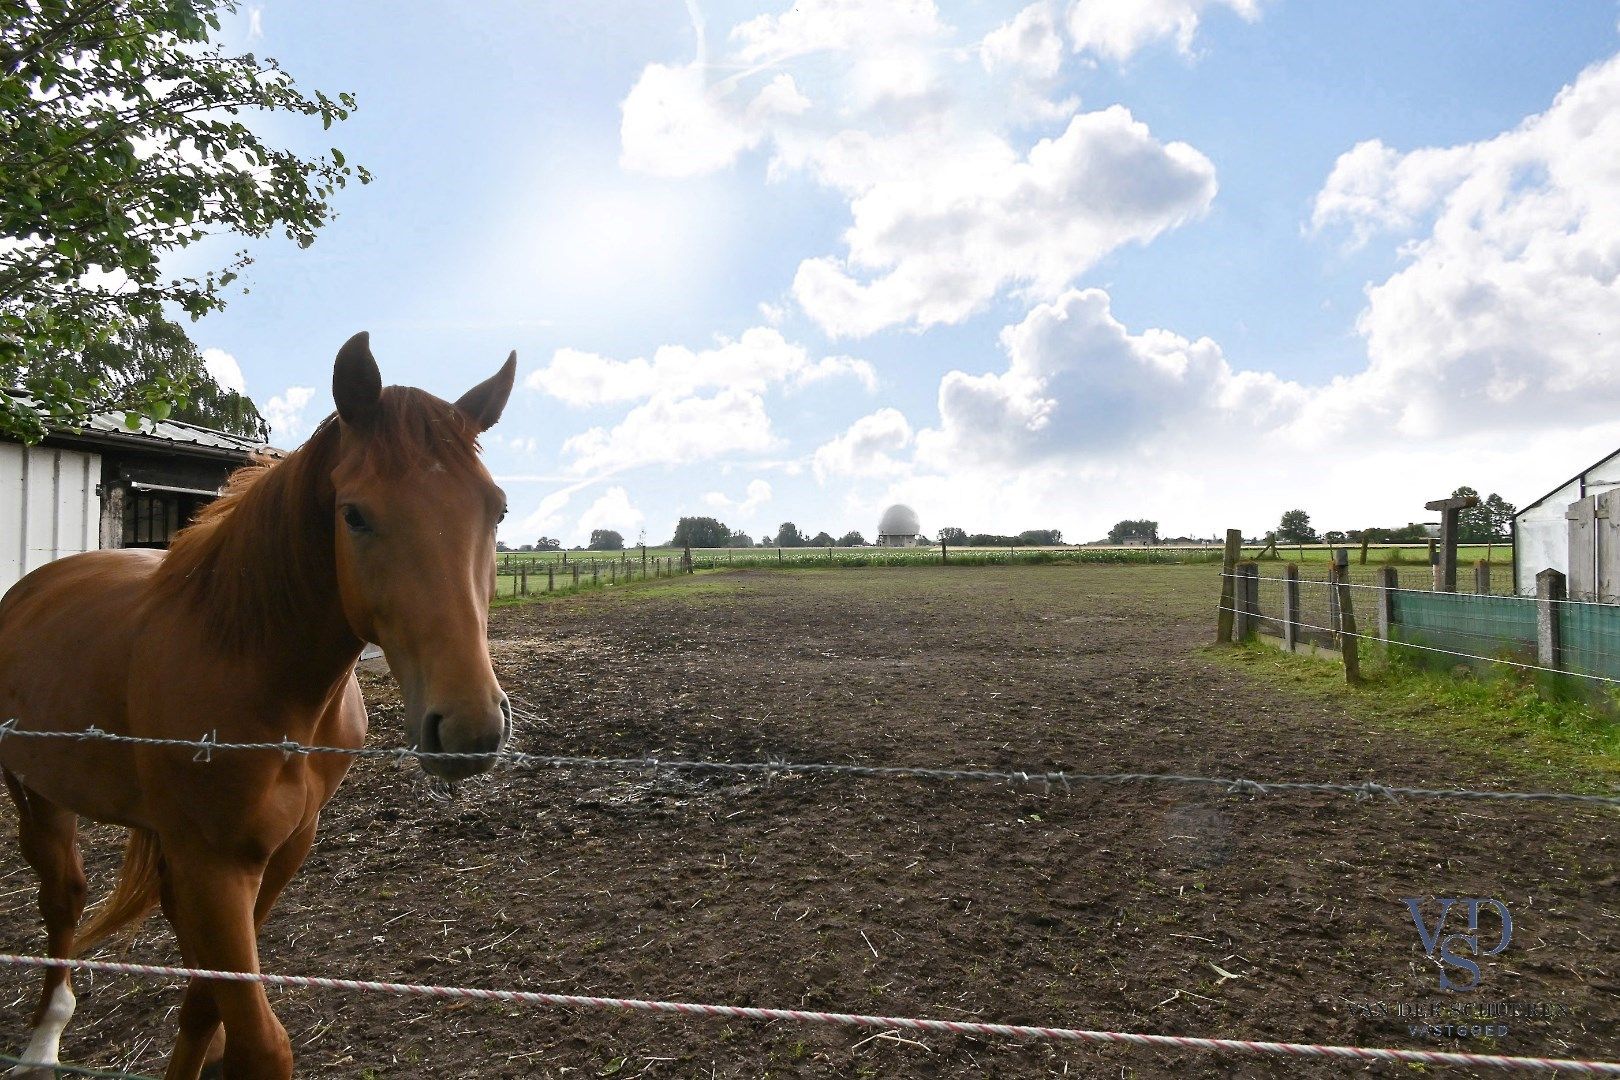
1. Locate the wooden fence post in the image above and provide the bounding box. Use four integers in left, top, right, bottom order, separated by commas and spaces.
1334, 553, 1362, 684
1536, 568, 1565, 671
592, 562, 599, 586
1216, 528, 1242, 644
572, 564, 580, 587
1376, 566, 1397, 641
1281, 563, 1300, 652
520, 565, 528, 596
610, 563, 617, 586
1359, 535, 1370, 565
940, 539, 948, 564
1474, 559, 1490, 595
547, 565, 554, 592
1233, 561, 1258, 641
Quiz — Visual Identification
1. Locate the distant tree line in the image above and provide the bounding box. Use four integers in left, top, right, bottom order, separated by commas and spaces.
1275, 487, 1516, 545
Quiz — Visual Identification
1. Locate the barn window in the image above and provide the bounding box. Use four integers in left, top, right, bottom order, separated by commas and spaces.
122, 491, 185, 548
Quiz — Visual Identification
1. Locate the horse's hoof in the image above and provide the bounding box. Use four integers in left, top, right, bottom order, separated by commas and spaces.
5, 1067, 56, 1080
200, 1065, 224, 1080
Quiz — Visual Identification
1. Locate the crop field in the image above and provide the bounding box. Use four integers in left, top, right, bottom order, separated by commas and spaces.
0, 563, 1612, 1078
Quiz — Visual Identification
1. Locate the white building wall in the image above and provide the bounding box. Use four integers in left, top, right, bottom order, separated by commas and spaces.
1, 443, 100, 595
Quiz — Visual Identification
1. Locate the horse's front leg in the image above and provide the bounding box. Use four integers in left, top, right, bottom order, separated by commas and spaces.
159, 851, 290, 1080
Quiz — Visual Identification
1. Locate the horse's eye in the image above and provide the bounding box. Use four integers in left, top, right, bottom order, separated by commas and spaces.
342, 505, 370, 533
497, 506, 507, 525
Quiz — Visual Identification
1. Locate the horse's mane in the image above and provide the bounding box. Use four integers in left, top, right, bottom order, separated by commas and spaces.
154, 388, 482, 653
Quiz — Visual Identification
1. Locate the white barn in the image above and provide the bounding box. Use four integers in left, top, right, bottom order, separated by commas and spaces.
1512, 447, 1620, 599
2, 410, 271, 595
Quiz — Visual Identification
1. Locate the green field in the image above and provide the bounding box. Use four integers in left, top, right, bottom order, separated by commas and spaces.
494, 542, 1522, 602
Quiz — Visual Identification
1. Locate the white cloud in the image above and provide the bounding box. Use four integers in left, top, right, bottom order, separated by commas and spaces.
1308, 50, 1620, 439
812, 407, 915, 482
201, 348, 247, 394
263, 386, 316, 443
576, 486, 645, 544
914, 288, 1302, 467
527, 327, 875, 407
703, 478, 774, 514
981, 2, 1065, 80
560, 388, 777, 475
621, 1, 1221, 339
1065, 0, 1262, 62
792, 107, 1216, 335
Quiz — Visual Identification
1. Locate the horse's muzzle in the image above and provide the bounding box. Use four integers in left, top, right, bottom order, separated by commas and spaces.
416, 693, 511, 780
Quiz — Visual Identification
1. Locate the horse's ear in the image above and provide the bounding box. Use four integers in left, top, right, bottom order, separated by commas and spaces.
454, 351, 517, 432
333, 331, 382, 429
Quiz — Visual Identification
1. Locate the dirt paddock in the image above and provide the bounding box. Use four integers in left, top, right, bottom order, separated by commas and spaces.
0, 565, 1615, 1077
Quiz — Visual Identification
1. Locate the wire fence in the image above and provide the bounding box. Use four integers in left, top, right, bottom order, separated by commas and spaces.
2, 719, 1616, 807
1, 955, 1617, 1077
1223, 568, 1620, 684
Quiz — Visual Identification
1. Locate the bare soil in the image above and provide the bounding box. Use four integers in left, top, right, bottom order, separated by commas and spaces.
1, 565, 1615, 1078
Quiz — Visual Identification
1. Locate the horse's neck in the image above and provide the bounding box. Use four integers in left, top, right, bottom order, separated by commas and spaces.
170, 433, 363, 703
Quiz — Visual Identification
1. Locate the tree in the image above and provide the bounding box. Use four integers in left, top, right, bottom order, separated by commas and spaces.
1484, 493, 1516, 542
2, 315, 268, 439
670, 516, 731, 548
838, 530, 867, 546
1449, 485, 1494, 543
1483, 492, 1516, 560
1106, 519, 1158, 544
495, 541, 510, 552
588, 529, 624, 551
1277, 510, 1317, 544
937, 526, 968, 545
775, 521, 804, 548
809, 531, 835, 546
725, 531, 753, 548
535, 537, 561, 551
1, 0, 369, 442
1323, 530, 1347, 544
1018, 528, 1063, 546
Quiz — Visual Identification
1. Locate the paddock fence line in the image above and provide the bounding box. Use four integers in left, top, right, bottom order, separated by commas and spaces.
1219, 560, 1620, 685
1, 954, 1617, 1077
1, 719, 1617, 807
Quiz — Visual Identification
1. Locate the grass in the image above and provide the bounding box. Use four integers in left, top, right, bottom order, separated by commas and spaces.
1217, 635, 1620, 790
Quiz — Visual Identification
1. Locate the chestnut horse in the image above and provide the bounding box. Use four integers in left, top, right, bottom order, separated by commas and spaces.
0, 333, 515, 1078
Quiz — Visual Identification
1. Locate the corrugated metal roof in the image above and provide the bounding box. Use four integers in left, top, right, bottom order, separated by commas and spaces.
4, 393, 280, 458
77, 409, 274, 455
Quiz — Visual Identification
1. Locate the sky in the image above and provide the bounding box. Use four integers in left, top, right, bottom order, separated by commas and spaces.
190, 0, 1620, 547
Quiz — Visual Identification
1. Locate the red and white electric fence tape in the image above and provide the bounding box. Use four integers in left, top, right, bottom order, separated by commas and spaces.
2, 954, 1616, 1075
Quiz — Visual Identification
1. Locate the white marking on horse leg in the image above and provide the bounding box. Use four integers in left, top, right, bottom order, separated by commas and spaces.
11, 981, 74, 1071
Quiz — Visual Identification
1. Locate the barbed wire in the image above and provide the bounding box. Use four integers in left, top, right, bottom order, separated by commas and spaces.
1217, 602, 1620, 688
0, 954, 1615, 1075
1, 719, 1617, 807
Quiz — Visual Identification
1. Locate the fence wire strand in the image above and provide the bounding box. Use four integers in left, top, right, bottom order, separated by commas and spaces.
1218, 600, 1620, 689
1, 720, 1616, 807
0, 954, 1616, 1076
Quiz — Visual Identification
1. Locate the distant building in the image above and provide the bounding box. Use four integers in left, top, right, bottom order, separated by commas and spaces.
876, 504, 924, 547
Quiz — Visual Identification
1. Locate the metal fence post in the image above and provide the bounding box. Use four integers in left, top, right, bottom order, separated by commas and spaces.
1281, 563, 1300, 652
1536, 568, 1565, 671
1376, 566, 1397, 641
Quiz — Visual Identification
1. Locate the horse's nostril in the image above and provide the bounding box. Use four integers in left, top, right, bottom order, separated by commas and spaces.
422, 712, 445, 754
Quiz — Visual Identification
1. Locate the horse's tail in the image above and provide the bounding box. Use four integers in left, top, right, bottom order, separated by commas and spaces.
74, 828, 162, 957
